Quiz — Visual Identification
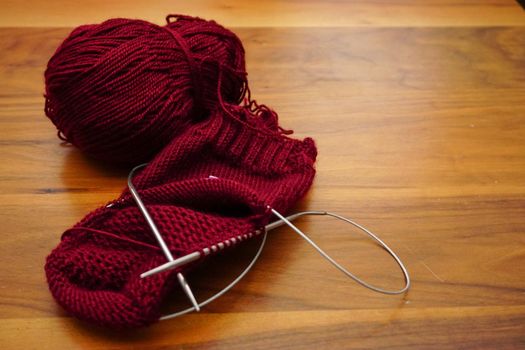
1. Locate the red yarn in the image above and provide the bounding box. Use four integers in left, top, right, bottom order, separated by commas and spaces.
45, 108, 317, 328
44, 14, 318, 328
44, 15, 247, 163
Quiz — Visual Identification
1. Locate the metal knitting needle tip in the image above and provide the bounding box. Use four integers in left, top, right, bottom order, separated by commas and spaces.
143, 212, 330, 278
177, 273, 200, 312
141, 252, 202, 278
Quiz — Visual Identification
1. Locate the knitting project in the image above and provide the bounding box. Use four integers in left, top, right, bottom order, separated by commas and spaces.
45, 105, 317, 328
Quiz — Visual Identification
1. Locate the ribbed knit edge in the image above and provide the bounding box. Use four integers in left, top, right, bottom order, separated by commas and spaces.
130, 108, 317, 191
201, 109, 317, 177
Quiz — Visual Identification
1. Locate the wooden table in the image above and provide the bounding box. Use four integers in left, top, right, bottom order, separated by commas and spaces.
1, 1, 524, 349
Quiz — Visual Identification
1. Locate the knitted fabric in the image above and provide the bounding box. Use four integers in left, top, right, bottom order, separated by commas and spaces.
45, 107, 317, 328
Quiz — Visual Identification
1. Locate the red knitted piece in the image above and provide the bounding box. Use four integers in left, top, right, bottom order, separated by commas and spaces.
45, 108, 317, 328
44, 15, 247, 163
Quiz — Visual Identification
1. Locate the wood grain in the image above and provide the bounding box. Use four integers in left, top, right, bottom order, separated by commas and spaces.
1, 0, 524, 28
1, 2, 525, 349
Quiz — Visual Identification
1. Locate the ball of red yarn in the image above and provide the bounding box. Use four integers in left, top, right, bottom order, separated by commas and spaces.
45, 14, 247, 163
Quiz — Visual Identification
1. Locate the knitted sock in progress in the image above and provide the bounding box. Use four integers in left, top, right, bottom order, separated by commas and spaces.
45, 108, 317, 328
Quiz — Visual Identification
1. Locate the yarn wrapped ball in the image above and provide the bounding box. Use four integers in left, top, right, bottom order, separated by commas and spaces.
44, 15, 247, 163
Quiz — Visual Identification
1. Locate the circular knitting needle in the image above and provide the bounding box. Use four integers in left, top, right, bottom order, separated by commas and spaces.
127, 165, 410, 320
128, 164, 200, 311
158, 209, 410, 321
138, 212, 317, 278
140, 207, 410, 295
